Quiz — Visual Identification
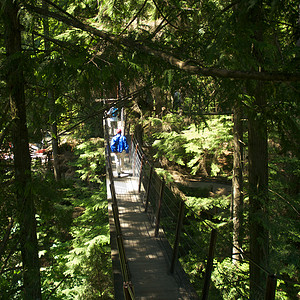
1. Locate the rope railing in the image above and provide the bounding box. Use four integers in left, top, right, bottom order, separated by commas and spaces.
126, 134, 291, 300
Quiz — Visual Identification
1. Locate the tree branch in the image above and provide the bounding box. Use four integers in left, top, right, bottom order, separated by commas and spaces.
22, 2, 300, 82
120, 0, 148, 35
152, 0, 180, 30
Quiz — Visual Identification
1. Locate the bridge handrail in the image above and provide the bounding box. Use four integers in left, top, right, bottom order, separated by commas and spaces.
128, 133, 286, 300
104, 115, 295, 299
104, 120, 135, 300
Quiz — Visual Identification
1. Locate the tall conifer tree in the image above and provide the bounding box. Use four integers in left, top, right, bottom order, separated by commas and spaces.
2, 0, 41, 298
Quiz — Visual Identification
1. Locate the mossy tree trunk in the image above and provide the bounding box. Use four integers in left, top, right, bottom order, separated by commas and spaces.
247, 2, 270, 298
2, 1, 41, 298
232, 100, 244, 263
248, 82, 269, 300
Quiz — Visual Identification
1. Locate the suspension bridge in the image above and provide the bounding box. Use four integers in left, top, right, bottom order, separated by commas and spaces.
104, 119, 280, 300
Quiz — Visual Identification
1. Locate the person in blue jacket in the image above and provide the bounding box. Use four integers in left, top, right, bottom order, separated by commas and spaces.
110, 128, 129, 177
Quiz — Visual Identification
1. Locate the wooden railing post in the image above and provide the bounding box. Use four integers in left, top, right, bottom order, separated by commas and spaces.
265, 274, 277, 300
110, 183, 117, 204
202, 229, 217, 300
106, 144, 115, 180
144, 166, 153, 212
107, 162, 114, 181
123, 282, 130, 300
129, 134, 134, 163
132, 143, 139, 177
123, 281, 134, 300
155, 180, 165, 237
170, 200, 185, 273
138, 155, 144, 193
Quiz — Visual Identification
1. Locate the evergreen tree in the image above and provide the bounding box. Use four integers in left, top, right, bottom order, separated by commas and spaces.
2, 1, 41, 298
0, 0, 299, 298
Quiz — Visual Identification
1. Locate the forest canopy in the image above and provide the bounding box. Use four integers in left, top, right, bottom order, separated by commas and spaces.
0, 0, 299, 299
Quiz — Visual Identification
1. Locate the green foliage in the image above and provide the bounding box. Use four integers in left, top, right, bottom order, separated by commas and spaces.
211, 258, 250, 300
165, 182, 233, 297
72, 138, 106, 184
153, 132, 186, 166
154, 167, 174, 184
267, 146, 300, 298
153, 116, 233, 177
144, 113, 189, 145
39, 138, 113, 299
0, 137, 113, 299
39, 181, 113, 300
1, 0, 299, 298
185, 195, 230, 222
56, 186, 112, 299
179, 253, 206, 295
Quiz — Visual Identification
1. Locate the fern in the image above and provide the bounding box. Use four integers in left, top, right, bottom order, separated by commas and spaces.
153, 116, 233, 177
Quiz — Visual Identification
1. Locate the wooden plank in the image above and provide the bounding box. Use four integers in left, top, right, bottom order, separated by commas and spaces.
107, 157, 199, 300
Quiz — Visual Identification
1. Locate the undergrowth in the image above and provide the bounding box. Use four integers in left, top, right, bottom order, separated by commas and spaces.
37, 138, 113, 299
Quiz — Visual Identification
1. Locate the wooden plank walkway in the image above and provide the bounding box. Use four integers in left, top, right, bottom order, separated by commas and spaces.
107, 156, 199, 300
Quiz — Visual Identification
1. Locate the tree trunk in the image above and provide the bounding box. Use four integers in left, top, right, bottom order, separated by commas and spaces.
232, 100, 244, 263
3, 1, 41, 299
246, 2, 270, 298
152, 87, 163, 116
42, 0, 61, 181
248, 82, 269, 300
50, 96, 61, 181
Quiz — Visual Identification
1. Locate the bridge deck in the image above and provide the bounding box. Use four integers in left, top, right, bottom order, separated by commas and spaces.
107, 158, 198, 300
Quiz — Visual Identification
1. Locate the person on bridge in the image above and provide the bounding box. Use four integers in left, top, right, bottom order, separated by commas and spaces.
107, 106, 118, 134
110, 128, 129, 177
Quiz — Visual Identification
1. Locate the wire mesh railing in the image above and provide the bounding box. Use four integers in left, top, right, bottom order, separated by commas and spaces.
104, 110, 298, 299
127, 134, 289, 300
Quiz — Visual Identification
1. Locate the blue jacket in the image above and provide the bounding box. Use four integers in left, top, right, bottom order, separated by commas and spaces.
108, 107, 118, 117
110, 134, 129, 153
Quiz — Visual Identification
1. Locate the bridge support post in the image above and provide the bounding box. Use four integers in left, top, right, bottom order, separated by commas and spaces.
170, 200, 185, 273
155, 180, 165, 237
202, 229, 217, 300
129, 134, 134, 163
145, 166, 153, 212
138, 155, 145, 192
132, 143, 139, 177
264, 274, 277, 300
123, 281, 134, 300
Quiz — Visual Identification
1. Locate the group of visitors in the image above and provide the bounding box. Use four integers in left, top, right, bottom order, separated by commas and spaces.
107, 106, 129, 178
107, 90, 182, 178
110, 128, 129, 177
